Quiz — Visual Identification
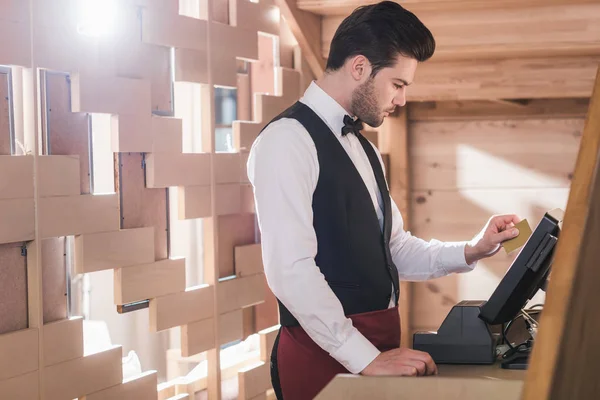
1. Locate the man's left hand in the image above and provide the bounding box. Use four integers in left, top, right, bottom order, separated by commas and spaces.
465, 214, 521, 264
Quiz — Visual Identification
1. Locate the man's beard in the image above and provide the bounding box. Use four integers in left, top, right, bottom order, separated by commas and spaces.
350, 77, 384, 128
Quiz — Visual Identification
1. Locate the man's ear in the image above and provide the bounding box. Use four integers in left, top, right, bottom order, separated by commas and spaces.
348, 55, 372, 82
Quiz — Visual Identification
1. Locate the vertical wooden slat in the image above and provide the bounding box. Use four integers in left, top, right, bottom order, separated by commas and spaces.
379, 108, 412, 348
0, 72, 11, 155
41, 237, 67, 324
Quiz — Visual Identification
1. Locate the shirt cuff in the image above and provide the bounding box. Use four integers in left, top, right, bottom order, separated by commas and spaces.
329, 328, 381, 374
440, 241, 477, 274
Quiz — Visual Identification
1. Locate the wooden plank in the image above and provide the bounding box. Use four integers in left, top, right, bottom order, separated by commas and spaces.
214, 153, 242, 184
0, 242, 28, 334
215, 184, 242, 216
45, 72, 91, 194
149, 285, 215, 332
0, 371, 39, 400
38, 155, 81, 197
38, 194, 119, 238
0, 73, 11, 155
43, 317, 84, 366
145, 153, 211, 188
523, 69, 600, 400
408, 99, 591, 122
217, 213, 256, 278
220, 309, 244, 345
0, 156, 33, 199
119, 153, 168, 260
410, 118, 583, 190
273, 0, 325, 78
181, 317, 215, 357
0, 198, 35, 244
44, 346, 123, 400
142, 10, 208, 51
83, 370, 158, 400
0, 17, 31, 67
174, 48, 209, 84
229, 0, 280, 36
71, 73, 151, 115
74, 227, 155, 274
410, 56, 600, 101
178, 185, 212, 219
0, 328, 38, 381
114, 258, 187, 304
233, 121, 262, 152
298, 0, 600, 15
321, 3, 600, 61
241, 183, 256, 214
111, 114, 153, 153
254, 274, 279, 332
211, 22, 259, 62
153, 116, 183, 153
42, 237, 67, 324
238, 362, 270, 400
259, 326, 280, 363
218, 274, 266, 314
235, 244, 263, 277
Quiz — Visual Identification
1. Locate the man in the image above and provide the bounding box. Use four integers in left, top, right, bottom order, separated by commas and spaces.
247, 2, 520, 399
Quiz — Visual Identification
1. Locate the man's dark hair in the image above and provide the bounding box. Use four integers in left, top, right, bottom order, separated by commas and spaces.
326, 1, 435, 76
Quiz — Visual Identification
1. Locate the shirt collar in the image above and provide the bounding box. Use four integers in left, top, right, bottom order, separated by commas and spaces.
299, 81, 351, 138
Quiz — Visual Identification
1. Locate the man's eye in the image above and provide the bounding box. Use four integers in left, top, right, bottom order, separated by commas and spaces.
394, 84, 404, 90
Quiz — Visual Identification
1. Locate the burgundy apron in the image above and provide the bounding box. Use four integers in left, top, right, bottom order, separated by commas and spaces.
271, 307, 401, 400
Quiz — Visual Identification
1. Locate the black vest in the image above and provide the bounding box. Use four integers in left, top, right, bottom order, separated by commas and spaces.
262, 102, 400, 326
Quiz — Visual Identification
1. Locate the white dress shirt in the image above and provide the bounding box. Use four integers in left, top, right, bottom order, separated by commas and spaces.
247, 82, 476, 374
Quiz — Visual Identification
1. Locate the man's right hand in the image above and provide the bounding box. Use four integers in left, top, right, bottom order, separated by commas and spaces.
360, 348, 438, 377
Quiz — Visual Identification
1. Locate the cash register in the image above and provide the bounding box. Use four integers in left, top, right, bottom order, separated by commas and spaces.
413, 209, 563, 370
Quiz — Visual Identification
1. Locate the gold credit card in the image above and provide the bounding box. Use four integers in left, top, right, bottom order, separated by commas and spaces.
502, 219, 533, 254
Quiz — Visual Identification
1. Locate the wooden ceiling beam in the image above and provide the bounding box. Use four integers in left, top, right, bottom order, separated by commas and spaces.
321, 3, 600, 61
274, 0, 326, 78
407, 56, 600, 101
298, 0, 600, 16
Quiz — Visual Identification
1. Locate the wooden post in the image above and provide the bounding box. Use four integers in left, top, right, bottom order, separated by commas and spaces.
379, 108, 412, 348
522, 69, 600, 399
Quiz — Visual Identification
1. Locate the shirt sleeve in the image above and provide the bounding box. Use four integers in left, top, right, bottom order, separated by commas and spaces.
247, 119, 380, 374
368, 142, 477, 281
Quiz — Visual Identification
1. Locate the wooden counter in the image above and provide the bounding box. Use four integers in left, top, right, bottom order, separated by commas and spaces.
316, 362, 525, 400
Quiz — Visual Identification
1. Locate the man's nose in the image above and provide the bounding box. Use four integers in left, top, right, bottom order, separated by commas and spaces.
393, 88, 407, 107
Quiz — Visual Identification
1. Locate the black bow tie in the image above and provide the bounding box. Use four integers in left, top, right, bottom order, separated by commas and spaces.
341, 115, 364, 137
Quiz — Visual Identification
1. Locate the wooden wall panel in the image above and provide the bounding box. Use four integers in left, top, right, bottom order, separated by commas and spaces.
409, 110, 580, 332
0, 371, 39, 400
83, 371, 158, 400
114, 258, 186, 304
74, 228, 155, 274
0, 3, 31, 67
217, 274, 266, 314
38, 155, 81, 197
145, 153, 211, 188
45, 72, 91, 194
0, 242, 28, 334
0, 328, 38, 381
410, 119, 583, 191
43, 346, 123, 400
41, 237, 67, 324
149, 285, 214, 332
0, 73, 10, 155
0, 156, 33, 200
39, 194, 119, 238
119, 153, 168, 260
238, 362, 270, 400
43, 317, 84, 366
